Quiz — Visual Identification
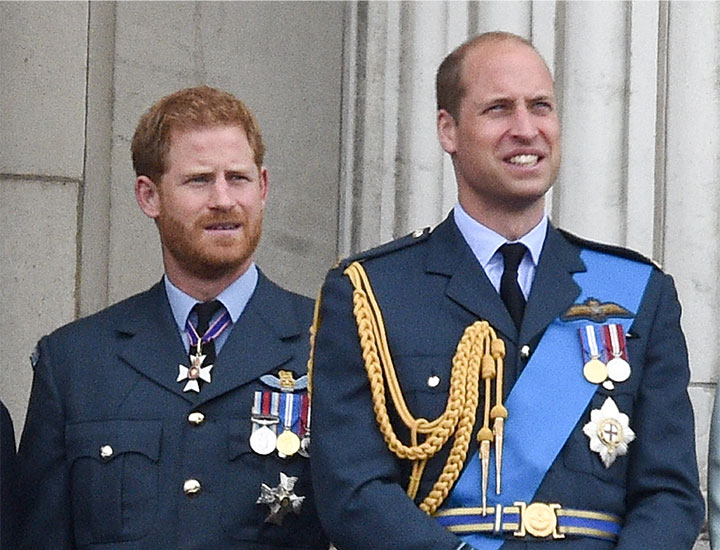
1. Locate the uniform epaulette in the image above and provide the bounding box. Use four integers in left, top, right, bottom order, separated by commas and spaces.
335, 227, 431, 270
558, 228, 662, 270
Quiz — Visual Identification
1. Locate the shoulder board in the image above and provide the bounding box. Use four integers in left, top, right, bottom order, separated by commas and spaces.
558, 228, 662, 270
335, 227, 431, 270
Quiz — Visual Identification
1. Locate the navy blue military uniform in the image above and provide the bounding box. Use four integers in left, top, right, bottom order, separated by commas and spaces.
1, 401, 16, 549
17, 272, 328, 550
311, 214, 704, 550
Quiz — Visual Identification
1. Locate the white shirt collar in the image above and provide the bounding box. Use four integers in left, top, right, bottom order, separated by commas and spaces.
453, 203, 547, 268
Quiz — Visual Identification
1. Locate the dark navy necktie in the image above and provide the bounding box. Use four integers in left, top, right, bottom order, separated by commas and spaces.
191, 300, 223, 365
499, 243, 527, 330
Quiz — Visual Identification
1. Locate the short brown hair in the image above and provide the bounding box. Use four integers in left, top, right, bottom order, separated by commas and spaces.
436, 31, 542, 120
131, 85, 265, 181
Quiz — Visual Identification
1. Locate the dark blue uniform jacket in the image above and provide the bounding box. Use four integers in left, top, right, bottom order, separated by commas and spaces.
17, 272, 328, 550
311, 214, 704, 550
1, 401, 16, 549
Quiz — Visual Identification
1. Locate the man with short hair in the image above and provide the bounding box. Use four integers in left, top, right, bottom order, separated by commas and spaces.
310, 32, 703, 549
17, 86, 328, 549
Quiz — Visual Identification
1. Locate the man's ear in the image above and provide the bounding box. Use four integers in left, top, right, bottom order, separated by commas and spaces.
259, 166, 269, 206
437, 109, 458, 155
135, 175, 160, 219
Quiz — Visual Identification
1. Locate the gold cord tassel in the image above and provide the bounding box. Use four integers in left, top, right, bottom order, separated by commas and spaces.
479, 353, 496, 514
490, 338, 507, 494
343, 261, 506, 515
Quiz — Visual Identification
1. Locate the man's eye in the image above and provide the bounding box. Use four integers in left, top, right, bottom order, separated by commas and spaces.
189, 175, 210, 184
486, 104, 506, 113
533, 101, 553, 112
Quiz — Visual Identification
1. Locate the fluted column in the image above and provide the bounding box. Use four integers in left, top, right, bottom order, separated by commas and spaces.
554, 2, 632, 244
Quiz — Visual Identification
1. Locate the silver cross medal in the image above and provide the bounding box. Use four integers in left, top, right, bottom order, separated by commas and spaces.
256, 472, 305, 525
177, 342, 214, 393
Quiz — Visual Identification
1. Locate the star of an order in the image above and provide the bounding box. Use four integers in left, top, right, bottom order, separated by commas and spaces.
256, 472, 305, 525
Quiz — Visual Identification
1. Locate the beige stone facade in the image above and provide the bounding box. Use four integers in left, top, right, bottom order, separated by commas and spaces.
1, 2, 717, 546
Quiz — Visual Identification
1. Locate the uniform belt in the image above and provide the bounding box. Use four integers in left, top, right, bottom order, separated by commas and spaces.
434, 502, 621, 542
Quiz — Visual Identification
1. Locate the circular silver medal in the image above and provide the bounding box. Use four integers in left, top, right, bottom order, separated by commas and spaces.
249, 425, 277, 455
298, 435, 310, 458
606, 357, 631, 383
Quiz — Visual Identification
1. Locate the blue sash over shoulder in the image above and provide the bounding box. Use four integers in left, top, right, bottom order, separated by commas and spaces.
434, 250, 653, 549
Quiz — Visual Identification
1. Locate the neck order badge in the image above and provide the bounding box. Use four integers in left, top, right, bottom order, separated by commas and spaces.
177, 301, 231, 393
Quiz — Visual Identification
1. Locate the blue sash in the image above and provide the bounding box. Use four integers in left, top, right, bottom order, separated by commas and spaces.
438, 249, 653, 549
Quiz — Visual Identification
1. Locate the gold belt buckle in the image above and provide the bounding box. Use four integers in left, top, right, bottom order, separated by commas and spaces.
513, 501, 564, 539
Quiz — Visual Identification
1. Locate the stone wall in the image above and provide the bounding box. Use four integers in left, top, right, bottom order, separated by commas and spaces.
1, 1, 717, 547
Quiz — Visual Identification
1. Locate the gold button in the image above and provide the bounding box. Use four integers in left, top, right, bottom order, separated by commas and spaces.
520, 345, 530, 359
427, 375, 440, 388
99, 445, 113, 459
183, 479, 202, 497
188, 411, 205, 425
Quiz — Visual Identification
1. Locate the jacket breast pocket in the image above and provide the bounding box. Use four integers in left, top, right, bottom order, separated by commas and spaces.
65, 419, 162, 547
221, 418, 325, 548
562, 390, 635, 488
393, 354, 452, 422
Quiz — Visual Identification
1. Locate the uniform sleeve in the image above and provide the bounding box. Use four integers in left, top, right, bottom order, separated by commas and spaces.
17, 336, 75, 549
709, 388, 720, 547
616, 272, 704, 549
310, 268, 462, 550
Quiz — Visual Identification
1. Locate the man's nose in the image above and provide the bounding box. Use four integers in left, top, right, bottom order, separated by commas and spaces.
510, 106, 539, 140
208, 176, 235, 209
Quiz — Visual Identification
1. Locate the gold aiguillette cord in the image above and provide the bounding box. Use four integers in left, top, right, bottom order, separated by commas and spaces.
489, 338, 507, 495
478, 350, 495, 515
477, 337, 507, 514
338, 260, 507, 516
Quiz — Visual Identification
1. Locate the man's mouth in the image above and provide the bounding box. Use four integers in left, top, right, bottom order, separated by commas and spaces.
205, 222, 241, 231
507, 154, 540, 167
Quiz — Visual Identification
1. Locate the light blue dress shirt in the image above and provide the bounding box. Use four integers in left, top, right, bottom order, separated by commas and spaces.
164, 263, 259, 354
453, 203, 548, 299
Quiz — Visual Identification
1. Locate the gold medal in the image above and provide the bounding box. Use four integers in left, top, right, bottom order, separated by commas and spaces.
583, 358, 608, 384
276, 430, 301, 457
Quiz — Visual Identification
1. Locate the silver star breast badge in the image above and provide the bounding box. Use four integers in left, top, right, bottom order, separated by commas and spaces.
256, 472, 305, 525
177, 353, 213, 393
583, 396, 635, 468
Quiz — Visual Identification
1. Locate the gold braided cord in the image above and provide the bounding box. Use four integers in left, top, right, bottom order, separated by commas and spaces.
306, 287, 324, 400
343, 261, 504, 514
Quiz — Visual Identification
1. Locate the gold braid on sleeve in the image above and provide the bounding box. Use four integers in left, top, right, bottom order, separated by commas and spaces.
343, 261, 505, 515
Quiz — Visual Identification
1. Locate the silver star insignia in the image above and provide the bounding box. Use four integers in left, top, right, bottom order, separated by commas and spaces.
583, 396, 635, 468
177, 353, 214, 393
256, 472, 305, 525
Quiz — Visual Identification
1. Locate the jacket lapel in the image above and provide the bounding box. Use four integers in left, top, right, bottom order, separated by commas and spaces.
521, 225, 585, 344
195, 272, 304, 405
425, 215, 518, 342
425, 216, 587, 346
116, 282, 196, 403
